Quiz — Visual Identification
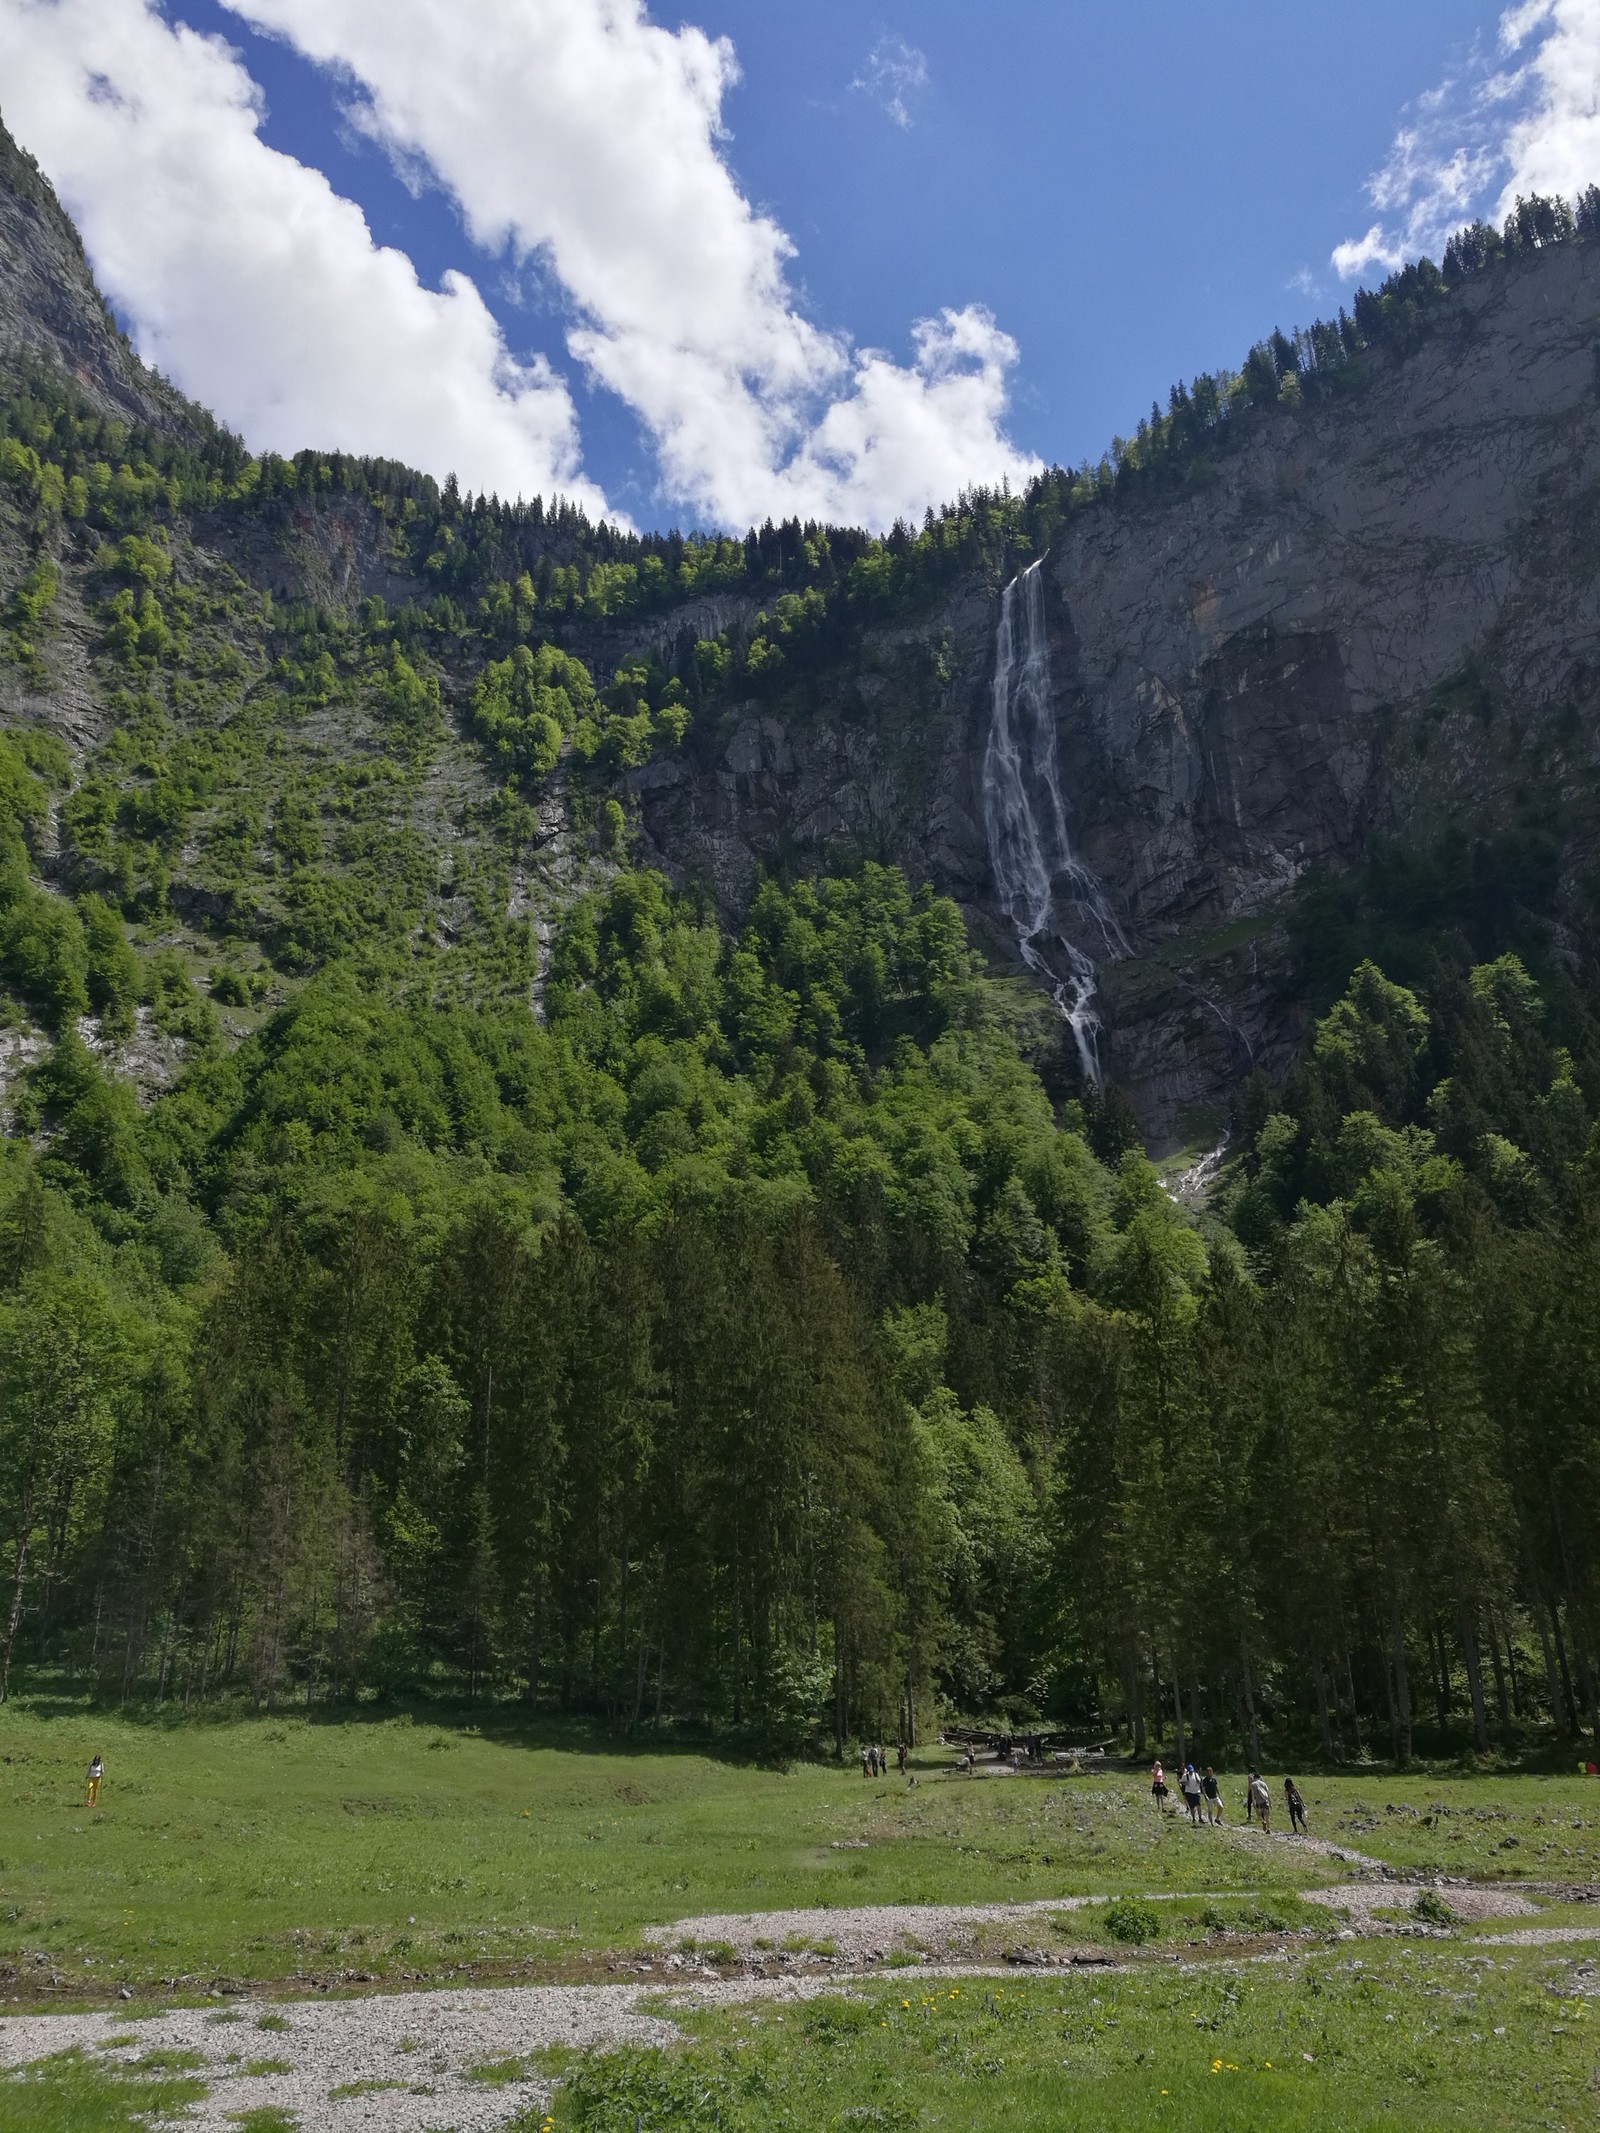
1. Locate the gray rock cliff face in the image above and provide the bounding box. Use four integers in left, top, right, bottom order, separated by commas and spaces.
0, 110, 196, 436
628, 241, 1600, 1147
6, 101, 1599, 1149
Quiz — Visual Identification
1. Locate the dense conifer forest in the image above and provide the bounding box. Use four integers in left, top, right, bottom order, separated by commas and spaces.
0, 162, 1598, 1765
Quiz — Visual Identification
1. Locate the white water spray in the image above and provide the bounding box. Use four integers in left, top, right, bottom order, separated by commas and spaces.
980, 560, 1128, 1082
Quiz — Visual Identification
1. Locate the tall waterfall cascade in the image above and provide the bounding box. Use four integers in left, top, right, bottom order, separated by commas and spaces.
980, 560, 1129, 1082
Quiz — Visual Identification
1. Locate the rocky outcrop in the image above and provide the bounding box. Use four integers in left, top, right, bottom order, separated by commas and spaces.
6, 101, 1600, 1151
626, 241, 1600, 1147
0, 110, 197, 435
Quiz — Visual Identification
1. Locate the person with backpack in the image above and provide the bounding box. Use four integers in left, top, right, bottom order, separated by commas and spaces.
1247, 1771, 1271, 1831
1284, 1776, 1308, 1834
1180, 1762, 1203, 1824
1201, 1767, 1222, 1824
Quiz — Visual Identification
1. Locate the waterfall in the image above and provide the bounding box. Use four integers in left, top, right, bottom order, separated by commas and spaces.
980, 559, 1128, 1082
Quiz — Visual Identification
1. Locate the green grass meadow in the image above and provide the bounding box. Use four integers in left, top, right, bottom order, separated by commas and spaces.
2, 1693, 1599, 2131
543, 1945, 1600, 2133
2, 1697, 1599, 1996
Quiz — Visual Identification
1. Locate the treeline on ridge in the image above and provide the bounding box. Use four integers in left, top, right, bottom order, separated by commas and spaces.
8, 184, 1594, 671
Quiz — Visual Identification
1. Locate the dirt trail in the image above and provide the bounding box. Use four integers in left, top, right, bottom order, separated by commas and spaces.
1301, 1883, 1539, 1928
0, 1967, 1043, 2133
1466, 1923, 1600, 1946
646, 1890, 1113, 1964
0, 1975, 857, 2133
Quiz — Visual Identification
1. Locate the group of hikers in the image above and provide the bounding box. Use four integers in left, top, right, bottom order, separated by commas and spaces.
1150, 1759, 1308, 1834
860, 1741, 907, 1777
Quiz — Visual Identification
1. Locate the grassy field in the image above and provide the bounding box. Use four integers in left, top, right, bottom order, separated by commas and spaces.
0, 1693, 1598, 2131
540, 1942, 1600, 2132
0, 2048, 210, 2133
1, 1693, 1598, 2002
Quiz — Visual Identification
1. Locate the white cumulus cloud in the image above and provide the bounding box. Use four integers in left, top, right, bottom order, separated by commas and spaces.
0, 0, 1034, 531
1498, 0, 1600, 200
0, 0, 607, 511
221, 0, 1036, 529
1332, 0, 1600, 280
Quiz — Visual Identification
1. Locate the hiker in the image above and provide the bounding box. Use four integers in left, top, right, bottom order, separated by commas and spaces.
1201, 1767, 1223, 1825
1284, 1776, 1308, 1834
897, 1741, 907, 1776
1180, 1762, 1203, 1824
1247, 1771, 1271, 1831
85, 1754, 103, 1807
861, 1742, 871, 1778
1149, 1758, 1168, 1812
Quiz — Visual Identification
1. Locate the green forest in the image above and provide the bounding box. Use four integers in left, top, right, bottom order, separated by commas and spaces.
0, 177, 1598, 1771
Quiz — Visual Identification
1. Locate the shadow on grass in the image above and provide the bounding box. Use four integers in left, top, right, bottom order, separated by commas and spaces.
2, 1668, 827, 1771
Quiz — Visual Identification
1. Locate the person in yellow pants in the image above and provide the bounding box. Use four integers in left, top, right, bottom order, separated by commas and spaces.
86, 1754, 103, 1807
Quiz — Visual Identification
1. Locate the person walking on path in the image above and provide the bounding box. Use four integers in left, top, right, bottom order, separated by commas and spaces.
1247, 1771, 1271, 1831
1284, 1776, 1308, 1834
861, 1743, 871, 1779
86, 1754, 103, 1807
1180, 1762, 1203, 1824
1201, 1766, 1222, 1824
897, 1741, 907, 1776
1149, 1759, 1168, 1812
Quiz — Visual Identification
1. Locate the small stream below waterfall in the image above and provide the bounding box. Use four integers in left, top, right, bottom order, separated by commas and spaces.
980, 560, 1128, 1081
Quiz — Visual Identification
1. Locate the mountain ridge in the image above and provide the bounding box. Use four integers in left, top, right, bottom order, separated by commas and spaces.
0, 113, 208, 439
4, 110, 1600, 1148
2, 115, 1600, 1764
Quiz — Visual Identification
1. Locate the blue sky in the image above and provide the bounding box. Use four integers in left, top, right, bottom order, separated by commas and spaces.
3, 1, 1595, 530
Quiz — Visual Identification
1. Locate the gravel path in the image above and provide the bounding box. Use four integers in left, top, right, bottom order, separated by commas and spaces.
0, 1856, 1578, 2132
644, 1890, 1209, 1964
1467, 1923, 1600, 1946
0, 1972, 893, 2133
1301, 1883, 1540, 1929
649, 1819, 1390, 1966
1223, 1822, 1391, 1873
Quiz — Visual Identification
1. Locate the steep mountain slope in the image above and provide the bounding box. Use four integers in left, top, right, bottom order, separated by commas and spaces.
4, 110, 1600, 1149
626, 240, 1600, 1142
0, 123, 199, 437
4, 118, 1600, 1758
